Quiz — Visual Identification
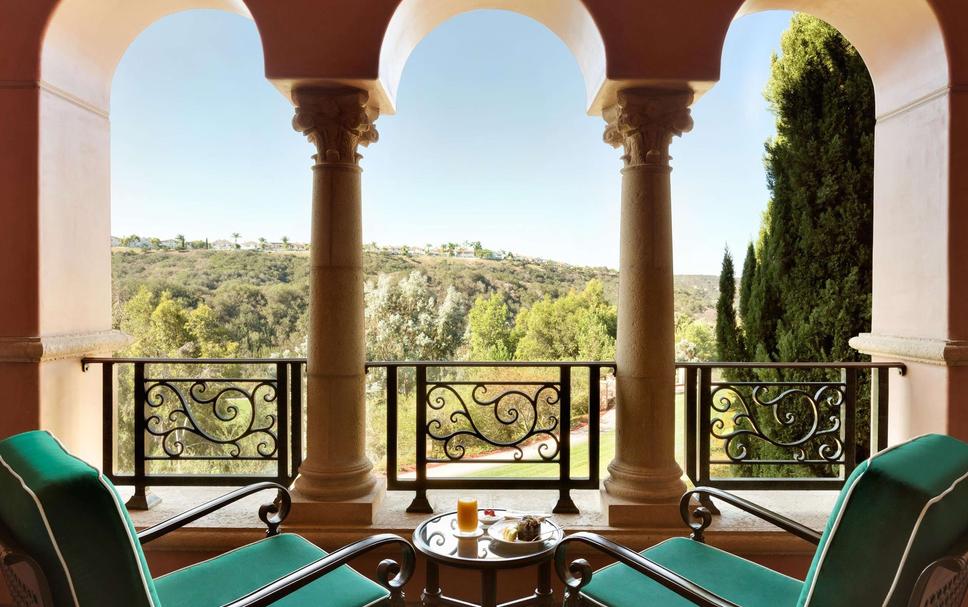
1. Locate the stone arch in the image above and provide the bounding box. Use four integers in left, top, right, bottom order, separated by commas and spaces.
733, 1, 948, 116
378, 0, 606, 112
29, 0, 262, 459
42, 0, 254, 111
720, 1, 962, 441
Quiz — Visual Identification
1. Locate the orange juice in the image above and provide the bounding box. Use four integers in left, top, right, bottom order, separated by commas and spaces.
456, 497, 478, 532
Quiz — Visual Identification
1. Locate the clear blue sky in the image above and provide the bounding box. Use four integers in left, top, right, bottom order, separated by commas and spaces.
111, 9, 794, 275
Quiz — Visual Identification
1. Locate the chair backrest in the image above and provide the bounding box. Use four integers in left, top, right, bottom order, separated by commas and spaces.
798, 433, 968, 607
0, 431, 161, 607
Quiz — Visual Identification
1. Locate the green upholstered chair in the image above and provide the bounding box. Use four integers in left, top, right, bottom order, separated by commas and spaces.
0, 430, 414, 607
555, 433, 968, 607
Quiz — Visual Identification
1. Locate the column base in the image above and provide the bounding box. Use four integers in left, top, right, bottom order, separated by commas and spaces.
604, 460, 688, 527
293, 458, 377, 501
602, 489, 688, 528
286, 477, 385, 527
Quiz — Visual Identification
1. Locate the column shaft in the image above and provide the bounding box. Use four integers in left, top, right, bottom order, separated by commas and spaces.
292, 88, 378, 500
603, 88, 693, 503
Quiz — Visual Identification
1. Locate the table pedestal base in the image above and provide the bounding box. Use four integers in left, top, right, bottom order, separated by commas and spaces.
420, 561, 555, 607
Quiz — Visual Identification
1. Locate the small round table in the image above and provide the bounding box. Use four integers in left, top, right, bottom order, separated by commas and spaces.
412, 510, 563, 607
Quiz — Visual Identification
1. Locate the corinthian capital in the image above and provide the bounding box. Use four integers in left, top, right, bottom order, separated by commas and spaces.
603, 89, 694, 168
292, 88, 379, 165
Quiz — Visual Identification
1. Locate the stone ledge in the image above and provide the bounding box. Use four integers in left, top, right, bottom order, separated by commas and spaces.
850, 332, 968, 366
0, 330, 132, 363
124, 485, 833, 559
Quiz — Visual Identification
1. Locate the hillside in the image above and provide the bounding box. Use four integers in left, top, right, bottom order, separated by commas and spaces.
112, 249, 718, 321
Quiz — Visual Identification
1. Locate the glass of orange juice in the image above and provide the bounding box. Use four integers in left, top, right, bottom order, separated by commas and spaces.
456, 497, 478, 533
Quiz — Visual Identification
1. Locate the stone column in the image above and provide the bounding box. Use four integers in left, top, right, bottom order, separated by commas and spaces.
603, 89, 693, 522
291, 87, 378, 502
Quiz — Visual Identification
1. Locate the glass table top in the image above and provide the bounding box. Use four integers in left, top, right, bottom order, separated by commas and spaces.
412, 509, 564, 567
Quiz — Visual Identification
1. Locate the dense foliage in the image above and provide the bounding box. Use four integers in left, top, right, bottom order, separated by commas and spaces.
715, 249, 745, 362
736, 14, 874, 364
715, 14, 875, 477
113, 249, 719, 363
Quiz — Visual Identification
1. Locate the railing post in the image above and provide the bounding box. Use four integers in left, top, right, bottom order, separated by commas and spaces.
101, 361, 114, 479
684, 366, 698, 486
408, 364, 433, 513
291, 362, 304, 478
554, 365, 577, 514
872, 367, 890, 453
698, 367, 712, 488
842, 367, 858, 478
385, 365, 399, 488
276, 362, 290, 485
126, 361, 159, 510
588, 365, 601, 486
695, 367, 719, 514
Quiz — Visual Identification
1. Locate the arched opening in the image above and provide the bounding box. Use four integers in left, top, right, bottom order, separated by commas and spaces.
717, 1, 959, 441
364, 9, 618, 482
36, 0, 264, 460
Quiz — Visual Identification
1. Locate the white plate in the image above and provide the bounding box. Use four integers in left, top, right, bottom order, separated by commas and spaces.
486, 520, 557, 552
479, 512, 502, 526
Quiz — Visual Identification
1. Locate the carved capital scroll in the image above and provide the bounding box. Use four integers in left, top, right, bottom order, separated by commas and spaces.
603, 89, 694, 168
292, 88, 379, 165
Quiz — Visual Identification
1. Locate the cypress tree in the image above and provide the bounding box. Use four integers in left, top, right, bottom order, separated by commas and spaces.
715, 248, 745, 362
725, 14, 874, 478
738, 242, 757, 336
753, 14, 874, 365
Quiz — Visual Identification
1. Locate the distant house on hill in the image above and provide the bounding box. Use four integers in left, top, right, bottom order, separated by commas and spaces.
211, 239, 234, 250
110, 236, 121, 247
159, 239, 180, 250
240, 241, 259, 250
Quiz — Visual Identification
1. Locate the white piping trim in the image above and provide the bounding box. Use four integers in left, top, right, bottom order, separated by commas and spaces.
881, 468, 968, 606
802, 435, 930, 606
44, 432, 157, 606
97, 474, 157, 607
0, 454, 80, 607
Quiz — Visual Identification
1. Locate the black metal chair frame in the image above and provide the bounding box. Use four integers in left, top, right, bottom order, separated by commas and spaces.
0, 482, 415, 607
554, 486, 968, 607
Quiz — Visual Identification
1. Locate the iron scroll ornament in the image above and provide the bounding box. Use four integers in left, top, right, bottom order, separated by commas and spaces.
709, 382, 846, 463
425, 381, 561, 462
143, 378, 279, 459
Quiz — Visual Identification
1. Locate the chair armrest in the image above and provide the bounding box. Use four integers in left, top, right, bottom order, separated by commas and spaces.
138, 482, 291, 545
680, 487, 822, 544
221, 533, 416, 607
555, 532, 741, 607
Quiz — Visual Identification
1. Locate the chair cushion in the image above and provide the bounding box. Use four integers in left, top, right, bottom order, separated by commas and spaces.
799, 433, 968, 606
580, 537, 803, 607
0, 430, 160, 606
154, 533, 389, 607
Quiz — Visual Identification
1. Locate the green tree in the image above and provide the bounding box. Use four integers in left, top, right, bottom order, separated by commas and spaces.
738, 242, 756, 324
513, 280, 616, 361
232, 232, 241, 249
175, 234, 186, 251
675, 317, 715, 362
364, 272, 466, 361
715, 248, 745, 361
723, 14, 875, 477
744, 14, 873, 365
281, 236, 290, 250
468, 293, 516, 361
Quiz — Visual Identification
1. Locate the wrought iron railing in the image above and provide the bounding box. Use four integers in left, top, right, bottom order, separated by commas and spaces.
369, 361, 614, 514
678, 361, 905, 492
83, 358, 303, 508
84, 357, 904, 513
